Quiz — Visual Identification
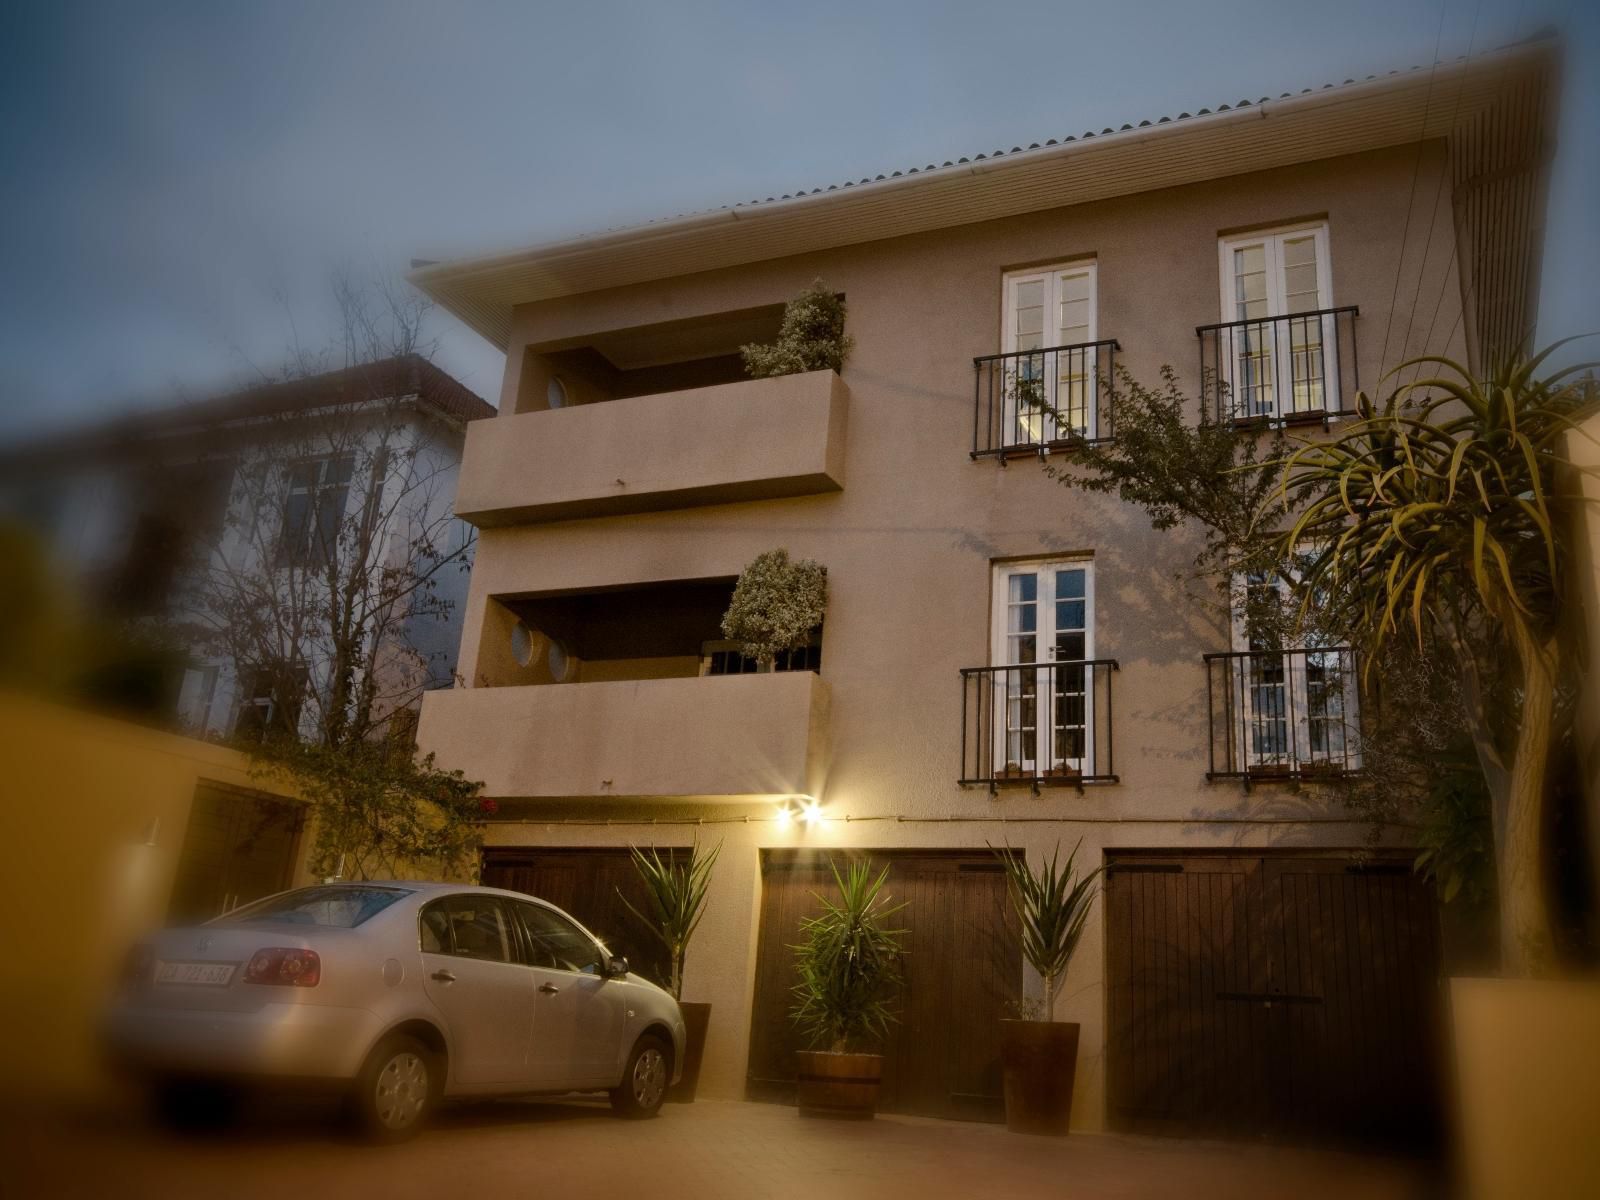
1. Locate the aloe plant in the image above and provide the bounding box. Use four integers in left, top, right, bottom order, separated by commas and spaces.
992, 841, 1102, 1019
789, 861, 906, 1054
619, 839, 721, 1000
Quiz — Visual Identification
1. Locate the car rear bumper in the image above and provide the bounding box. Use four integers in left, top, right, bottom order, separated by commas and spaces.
105, 1000, 382, 1081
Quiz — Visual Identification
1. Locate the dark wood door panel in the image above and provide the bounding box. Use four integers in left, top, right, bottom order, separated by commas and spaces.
746, 850, 1019, 1122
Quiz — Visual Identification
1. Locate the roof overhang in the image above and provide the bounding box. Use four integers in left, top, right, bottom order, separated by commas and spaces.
411, 42, 1556, 350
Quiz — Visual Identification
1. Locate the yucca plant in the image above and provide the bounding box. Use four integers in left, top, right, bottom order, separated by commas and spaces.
993, 841, 1102, 1017
619, 839, 721, 1000
789, 861, 907, 1054
1271, 344, 1598, 973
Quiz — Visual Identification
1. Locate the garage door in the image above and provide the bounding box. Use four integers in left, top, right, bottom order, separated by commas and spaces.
479, 847, 687, 990
167, 785, 303, 923
1105, 852, 1443, 1147
746, 849, 1020, 1122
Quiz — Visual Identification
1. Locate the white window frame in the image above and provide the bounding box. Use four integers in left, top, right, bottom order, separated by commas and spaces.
1226, 561, 1360, 774
999, 261, 1101, 445
988, 558, 1097, 778
1216, 223, 1338, 422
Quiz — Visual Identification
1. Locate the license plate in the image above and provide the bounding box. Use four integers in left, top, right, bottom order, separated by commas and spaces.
155, 961, 236, 987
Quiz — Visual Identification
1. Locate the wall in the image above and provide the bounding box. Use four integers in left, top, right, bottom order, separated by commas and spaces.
431, 141, 1466, 1128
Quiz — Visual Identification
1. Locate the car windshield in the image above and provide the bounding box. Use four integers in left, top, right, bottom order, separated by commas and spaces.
219, 886, 408, 928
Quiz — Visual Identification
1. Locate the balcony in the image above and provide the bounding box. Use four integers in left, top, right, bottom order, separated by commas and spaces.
416, 671, 829, 801
959, 660, 1119, 789
1204, 648, 1362, 782
454, 369, 848, 527
1197, 306, 1360, 426
972, 339, 1120, 459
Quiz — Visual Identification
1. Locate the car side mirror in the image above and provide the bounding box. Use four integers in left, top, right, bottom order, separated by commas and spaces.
604, 956, 629, 978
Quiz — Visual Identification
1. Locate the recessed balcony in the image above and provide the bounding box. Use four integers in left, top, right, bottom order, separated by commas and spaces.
454, 369, 848, 526
416, 671, 829, 801
1203, 647, 1362, 782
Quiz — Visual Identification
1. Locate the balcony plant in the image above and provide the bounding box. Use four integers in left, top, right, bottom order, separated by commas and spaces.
721, 549, 826, 670
991, 840, 1102, 1135
741, 279, 853, 379
789, 860, 906, 1119
620, 839, 722, 1102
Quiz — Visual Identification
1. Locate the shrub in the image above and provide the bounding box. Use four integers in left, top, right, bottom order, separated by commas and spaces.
789, 861, 906, 1053
741, 280, 853, 378
721, 549, 826, 669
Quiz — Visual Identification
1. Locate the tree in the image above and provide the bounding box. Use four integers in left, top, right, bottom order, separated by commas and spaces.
1273, 347, 1599, 973
181, 274, 486, 880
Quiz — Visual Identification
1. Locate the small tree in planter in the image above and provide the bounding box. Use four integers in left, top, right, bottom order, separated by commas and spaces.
620, 839, 722, 1102
741, 279, 853, 379
722, 549, 826, 670
992, 840, 1102, 1135
789, 861, 906, 1119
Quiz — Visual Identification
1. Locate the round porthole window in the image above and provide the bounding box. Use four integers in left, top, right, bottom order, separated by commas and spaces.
546, 376, 569, 410
510, 621, 535, 668
548, 640, 573, 682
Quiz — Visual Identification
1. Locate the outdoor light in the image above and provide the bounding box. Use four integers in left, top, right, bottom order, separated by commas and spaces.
800, 799, 823, 826
774, 803, 794, 829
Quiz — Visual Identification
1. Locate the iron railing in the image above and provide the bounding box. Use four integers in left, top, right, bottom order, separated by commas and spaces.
960, 660, 1119, 788
972, 339, 1120, 458
1204, 647, 1362, 781
1197, 306, 1359, 425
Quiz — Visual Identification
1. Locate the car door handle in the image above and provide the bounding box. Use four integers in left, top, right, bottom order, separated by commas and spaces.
539, 983, 561, 995
431, 969, 457, 983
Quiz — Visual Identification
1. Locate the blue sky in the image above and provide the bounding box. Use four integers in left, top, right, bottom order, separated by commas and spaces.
0, 0, 1593, 435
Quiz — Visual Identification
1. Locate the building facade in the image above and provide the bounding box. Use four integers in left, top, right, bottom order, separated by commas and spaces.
413, 47, 1554, 1137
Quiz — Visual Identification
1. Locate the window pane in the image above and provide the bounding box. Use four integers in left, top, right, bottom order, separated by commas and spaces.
518, 903, 604, 974
438, 896, 512, 963
224, 886, 406, 929
1009, 574, 1037, 603
1056, 569, 1085, 600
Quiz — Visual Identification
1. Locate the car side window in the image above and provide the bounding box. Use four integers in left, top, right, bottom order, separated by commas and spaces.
515, 902, 604, 975
420, 896, 514, 964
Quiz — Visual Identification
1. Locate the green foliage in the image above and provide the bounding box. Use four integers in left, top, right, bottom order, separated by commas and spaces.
252, 737, 485, 883
741, 279, 853, 379
1414, 753, 1496, 907
789, 861, 906, 1054
991, 841, 1102, 1016
620, 839, 722, 999
721, 548, 827, 668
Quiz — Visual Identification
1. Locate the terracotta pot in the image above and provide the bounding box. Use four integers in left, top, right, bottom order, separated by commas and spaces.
668, 1002, 711, 1103
1000, 1020, 1079, 1135
794, 1050, 883, 1120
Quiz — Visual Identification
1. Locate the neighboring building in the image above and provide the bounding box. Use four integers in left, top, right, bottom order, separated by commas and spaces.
411, 45, 1555, 1138
0, 354, 495, 742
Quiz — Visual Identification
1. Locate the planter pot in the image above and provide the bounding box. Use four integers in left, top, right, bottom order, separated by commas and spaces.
1450, 977, 1600, 1199
1000, 1020, 1079, 1135
794, 1050, 883, 1120
668, 1002, 711, 1103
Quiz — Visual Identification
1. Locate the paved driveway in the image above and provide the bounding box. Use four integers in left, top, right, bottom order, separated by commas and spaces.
14, 1097, 1434, 1200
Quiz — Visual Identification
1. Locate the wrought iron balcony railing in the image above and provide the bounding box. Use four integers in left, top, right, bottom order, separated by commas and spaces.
972, 339, 1120, 458
959, 659, 1119, 789
1204, 647, 1362, 782
1197, 306, 1360, 426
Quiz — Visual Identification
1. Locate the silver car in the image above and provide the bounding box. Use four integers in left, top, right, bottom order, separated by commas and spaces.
106, 881, 685, 1138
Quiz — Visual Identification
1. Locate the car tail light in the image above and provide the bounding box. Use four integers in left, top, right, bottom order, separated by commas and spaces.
243, 947, 321, 988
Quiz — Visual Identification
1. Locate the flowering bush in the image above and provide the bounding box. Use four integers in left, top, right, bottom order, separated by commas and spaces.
721, 549, 826, 668
741, 280, 853, 379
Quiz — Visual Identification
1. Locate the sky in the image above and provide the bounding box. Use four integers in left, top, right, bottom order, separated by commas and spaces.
0, 0, 1594, 437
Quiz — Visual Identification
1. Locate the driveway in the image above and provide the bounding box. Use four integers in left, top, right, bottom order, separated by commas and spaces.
12, 1096, 1435, 1200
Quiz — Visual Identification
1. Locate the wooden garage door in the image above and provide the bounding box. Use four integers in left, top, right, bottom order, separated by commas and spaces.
746, 849, 1020, 1122
1105, 853, 1443, 1147
479, 847, 687, 990
167, 785, 303, 923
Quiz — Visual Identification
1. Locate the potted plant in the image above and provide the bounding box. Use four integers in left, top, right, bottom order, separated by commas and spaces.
619, 839, 721, 1102
721, 549, 826, 670
789, 860, 906, 1120
740, 279, 853, 379
992, 840, 1102, 1135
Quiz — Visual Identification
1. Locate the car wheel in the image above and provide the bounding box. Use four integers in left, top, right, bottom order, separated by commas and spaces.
351, 1034, 438, 1142
610, 1034, 671, 1119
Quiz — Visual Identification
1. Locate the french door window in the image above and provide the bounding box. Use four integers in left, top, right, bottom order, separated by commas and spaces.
1216, 225, 1336, 421
991, 559, 1094, 776
1000, 263, 1099, 444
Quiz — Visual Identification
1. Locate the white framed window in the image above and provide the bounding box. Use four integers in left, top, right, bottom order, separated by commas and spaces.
1227, 560, 1359, 774
999, 262, 1100, 444
277, 453, 354, 568
1216, 223, 1337, 421
989, 558, 1095, 777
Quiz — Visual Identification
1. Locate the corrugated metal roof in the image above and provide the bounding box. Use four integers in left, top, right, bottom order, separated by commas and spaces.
412, 39, 1557, 351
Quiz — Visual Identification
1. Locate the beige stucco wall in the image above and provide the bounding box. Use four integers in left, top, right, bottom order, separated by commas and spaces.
420, 141, 1466, 1129
0, 695, 313, 1101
